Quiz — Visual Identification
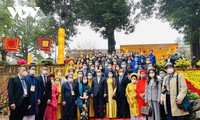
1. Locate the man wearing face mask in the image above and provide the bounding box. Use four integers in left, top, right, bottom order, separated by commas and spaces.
91, 69, 107, 118
116, 69, 129, 118
148, 49, 156, 65
82, 63, 90, 76
8, 65, 31, 120
23, 64, 41, 120
105, 63, 116, 78
121, 61, 127, 75
161, 63, 189, 120
89, 64, 97, 77
62, 74, 78, 120
36, 66, 52, 120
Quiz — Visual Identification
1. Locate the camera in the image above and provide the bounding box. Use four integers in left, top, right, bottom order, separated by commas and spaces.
162, 85, 167, 94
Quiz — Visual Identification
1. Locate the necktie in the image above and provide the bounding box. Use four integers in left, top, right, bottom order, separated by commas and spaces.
43, 76, 46, 87
119, 76, 122, 84
98, 77, 100, 84
21, 79, 27, 89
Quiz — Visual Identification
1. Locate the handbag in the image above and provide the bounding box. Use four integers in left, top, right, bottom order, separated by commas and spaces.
176, 74, 190, 111
140, 105, 152, 116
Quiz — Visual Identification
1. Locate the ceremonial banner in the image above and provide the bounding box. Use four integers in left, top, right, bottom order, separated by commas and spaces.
2, 37, 20, 52
38, 38, 53, 52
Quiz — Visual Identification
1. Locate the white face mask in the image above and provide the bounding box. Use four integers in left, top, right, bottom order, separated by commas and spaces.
68, 78, 73, 82
149, 73, 155, 78
83, 79, 87, 84
42, 70, 48, 75
167, 68, 174, 74
159, 73, 165, 79
108, 74, 113, 78
121, 65, 126, 68
70, 72, 74, 75
88, 76, 92, 79
105, 64, 108, 66
108, 66, 112, 69
116, 67, 119, 70
132, 79, 137, 83
57, 72, 62, 76
83, 66, 87, 69
30, 70, 36, 75
97, 73, 101, 76
119, 72, 124, 76
146, 61, 151, 64
114, 62, 117, 65
91, 67, 94, 70
99, 67, 103, 69
22, 71, 28, 76
140, 74, 146, 79
78, 74, 83, 78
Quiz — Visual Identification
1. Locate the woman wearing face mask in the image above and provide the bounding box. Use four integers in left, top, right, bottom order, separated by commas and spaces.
44, 76, 58, 120
126, 73, 140, 120
161, 63, 189, 120
105, 71, 117, 118
145, 69, 161, 120
54, 78, 62, 120
159, 69, 167, 120
77, 76, 91, 120
136, 70, 147, 120
87, 73, 95, 117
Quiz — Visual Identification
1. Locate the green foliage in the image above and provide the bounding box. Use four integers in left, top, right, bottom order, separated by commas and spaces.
40, 59, 53, 65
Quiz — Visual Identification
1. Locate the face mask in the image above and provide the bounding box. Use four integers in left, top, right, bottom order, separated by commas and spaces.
114, 62, 117, 65
148, 67, 153, 71
128, 61, 131, 63
134, 66, 138, 68
149, 73, 155, 78
22, 71, 28, 76
97, 73, 101, 76
57, 72, 62, 76
121, 65, 126, 68
140, 74, 146, 79
30, 70, 36, 75
83, 79, 87, 84
119, 72, 124, 76
89, 63, 92, 65
108, 66, 112, 69
78, 74, 83, 78
167, 68, 174, 74
88, 76, 92, 79
146, 61, 151, 64
68, 78, 73, 82
108, 74, 113, 78
132, 79, 137, 83
105, 64, 108, 66
83, 66, 87, 69
159, 73, 165, 79
70, 72, 74, 75
116, 67, 119, 70
42, 70, 48, 75
95, 63, 99, 66
91, 67, 94, 70
99, 67, 103, 70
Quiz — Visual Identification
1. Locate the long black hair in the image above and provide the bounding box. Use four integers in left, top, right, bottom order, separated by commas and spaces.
147, 68, 158, 84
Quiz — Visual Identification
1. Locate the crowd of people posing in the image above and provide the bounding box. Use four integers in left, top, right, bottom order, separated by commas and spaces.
7, 50, 189, 120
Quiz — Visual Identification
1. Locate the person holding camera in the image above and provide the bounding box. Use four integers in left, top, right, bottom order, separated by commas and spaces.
161, 63, 189, 120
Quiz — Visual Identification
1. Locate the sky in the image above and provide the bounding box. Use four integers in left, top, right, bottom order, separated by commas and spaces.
70, 17, 183, 50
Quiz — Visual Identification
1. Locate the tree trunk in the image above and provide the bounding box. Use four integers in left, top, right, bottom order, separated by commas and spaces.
190, 27, 200, 59
1, 49, 7, 61
107, 30, 116, 54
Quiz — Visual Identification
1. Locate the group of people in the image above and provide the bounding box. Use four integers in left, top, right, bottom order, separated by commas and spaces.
7, 50, 189, 120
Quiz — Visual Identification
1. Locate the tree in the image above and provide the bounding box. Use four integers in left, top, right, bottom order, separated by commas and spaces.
36, 0, 140, 53
140, 0, 200, 59
0, 0, 14, 61
75, 0, 138, 53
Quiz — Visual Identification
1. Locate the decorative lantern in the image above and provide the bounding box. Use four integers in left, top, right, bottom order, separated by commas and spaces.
2, 37, 20, 52
38, 38, 53, 52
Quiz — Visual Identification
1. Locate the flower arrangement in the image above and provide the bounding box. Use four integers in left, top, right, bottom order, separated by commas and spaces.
80, 103, 88, 120
196, 60, 200, 68
157, 59, 166, 68
16, 59, 28, 65
174, 58, 191, 69
40, 59, 53, 65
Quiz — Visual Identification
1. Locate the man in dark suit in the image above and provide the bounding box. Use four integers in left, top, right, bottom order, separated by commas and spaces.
35, 65, 52, 120
166, 54, 175, 65
91, 69, 107, 118
7, 66, 31, 120
62, 74, 78, 120
82, 63, 90, 76
116, 68, 129, 118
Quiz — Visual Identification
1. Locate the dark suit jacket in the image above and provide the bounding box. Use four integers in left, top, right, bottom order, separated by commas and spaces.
7, 76, 31, 107
116, 75, 129, 97
91, 76, 107, 97
165, 58, 175, 64
62, 82, 78, 103
36, 75, 52, 100
82, 70, 90, 76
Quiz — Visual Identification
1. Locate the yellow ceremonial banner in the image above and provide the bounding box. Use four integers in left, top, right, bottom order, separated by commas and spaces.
57, 27, 65, 64
28, 53, 33, 64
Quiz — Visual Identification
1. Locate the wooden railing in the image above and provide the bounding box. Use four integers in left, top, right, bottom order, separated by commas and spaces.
0, 64, 67, 76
